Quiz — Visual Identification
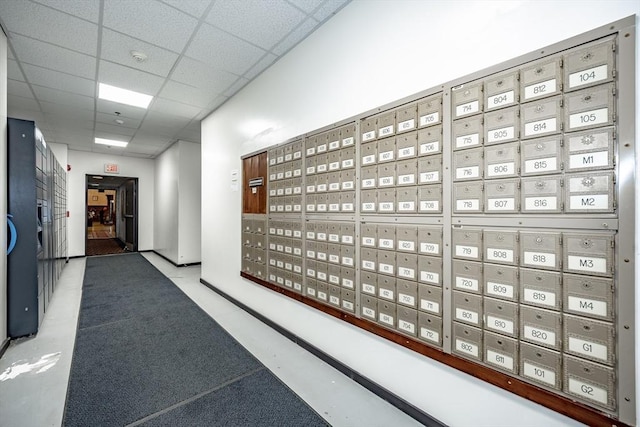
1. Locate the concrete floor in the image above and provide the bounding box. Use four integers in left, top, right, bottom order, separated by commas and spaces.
0, 252, 423, 427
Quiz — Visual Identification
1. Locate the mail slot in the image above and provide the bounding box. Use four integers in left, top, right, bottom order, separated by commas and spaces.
452, 260, 483, 294
417, 93, 443, 127
419, 184, 443, 214
377, 111, 396, 140
484, 298, 519, 338
316, 133, 328, 154
305, 278, 317, 299
327, 264, 341, 286
315, 153, 328, 174
397, 279, 418, 308
305, 155, 316, 175
563, 233, 614, 277
341, 289, 356, 313
361, 248, 377, 272
397, 225, 418, 253
454, 147, 484, 181
453, 181, 483, 214
520, 231, 562, 271
315, 262, 328, 283
315, 242, 328, 261
564, 36, 615, 91
521, 176, 563, 213
485, 106, 520, 145
327, 172, 341, 192
484, 331, 519, 374
417, 125, 443, 156
341, 124, 356, 148
397, 187, 418, 213
377, 225, 395, 250
361, 189, 377, 213
340, 191, 355, 212
564, 83, 615, 132
361, 141, 377, 166
418, 284, 442, 315
328, 284, 341, 308
563, 355, 616, 410
418, 312, 443, 348
521, 56, 563, 102
340, 223, 355, 246
378, 250, 396, 277
341, 267, 355, 290
378, 137, 396, 164
396, 158, 418, 186
418, 154, 443, 184
305, 222, 316, 240
268, 148, 277, 166
521, 95, 563, 139
341, 147, 356, 170
520, 268, 562, 310
328, 150, 341, 172
453, 116, 484, 150
315, 193, 327, 212
563, 314, 614, 366
361, 165, 377, 189
341, 245, 355, 267
341, 169, 355, 191
377, 189, 396, 213
565, 127, 614, 172
452, 81, 483, 119
378, 300, 397, 329
396, 103, 418, 134
361, 223, 377, 248
520, 342, 562, 390
418, 226, 443, 256
361, 271, 378, 296
521, 136, 563, 176
453, 289, 483, 327
563, 273, 614, 321
485, 141, 520, 179
361, 117, 377, 143
397, 253, 418, 281
327, 129, 340, 151
316, 282, 328, 302
452, 227, 483, 261
565, 171, 615, 213
326, 243, 340, 264
484, 229, 519, 265
453, 322, 483, 361
397, 306, 418, 337
377, 163, 395, 187
485, 70, 519, 111
520, 306, 562, 350
292, 140, 303, 160
485, 179, 520, 213
397, 132, 418, 159
418, 255, 443, 286
361, 295, 378, 321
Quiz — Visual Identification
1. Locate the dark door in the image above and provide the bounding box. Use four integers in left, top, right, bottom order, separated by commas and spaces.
123, 178, 138, 251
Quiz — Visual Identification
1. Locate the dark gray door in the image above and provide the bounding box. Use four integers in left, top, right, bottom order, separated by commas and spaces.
123, 179, 138, 251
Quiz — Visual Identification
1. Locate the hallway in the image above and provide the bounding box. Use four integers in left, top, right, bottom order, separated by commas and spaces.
0, 253, 422, 427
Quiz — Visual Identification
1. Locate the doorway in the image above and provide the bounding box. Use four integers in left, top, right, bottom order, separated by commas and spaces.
85, 175, 138, 256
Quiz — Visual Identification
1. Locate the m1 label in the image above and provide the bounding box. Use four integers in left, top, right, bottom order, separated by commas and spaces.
569, 108, 609, 130
524, 118, 557, 137
524, 157, 557, 174
487, 282, 514, 298
342, 158, 355, 168
487, 198, 516, 211
379, 263, 394, 275
398, 146, 416, 158
420, 271, 439, 284
379, 150, 394, 162
362, 154, 376, 165
398, 267, 415, 279
379, 125, 394, 137
455, 245, 479, 259
420, 242, 439, 254
455, 276, 479, 291
524, 288, 556, 307
362, 307, 375, 319
398, 240, 416, 251
421, 299, 440, 314
362, 283, 376, 294
487, 349, 514, 371
420, 327, 440, 343
398, 293, 415, 306
398, 174, 416, 185
420, 141, 440, 154
456, 101, 479, 117
420, 200, 440, 211
524, 78, 557, 100
524, 362, 556, 386
568, 378, 608, 405
455, 133, 480, 148
362, 202, 376, 212
569, 194, 609, 210
487, 162, 515, 177
488, 126, 515, 143
487, 248, 514, 263
420, 112, 440, 126
524, 325, 556, 346
487, 315, 514, 334
456, 199, 480, 211
568, 296, 607, 317
398, 201, 416, 211
398, 320, 416, 334
569, 64, 608, 89
568, 255, 607, 274
568, 336, 608, 361
342, 136, 354, 147
420, 171, 440, 183
569, 151, 608, 169
488, 90, 515, 109
456, 307, 480, 325
523, 251, 556, 268
456, 166, 480, 179
397, 119, 416, 133
455, 338, 479, 357
379, 313, 394, 326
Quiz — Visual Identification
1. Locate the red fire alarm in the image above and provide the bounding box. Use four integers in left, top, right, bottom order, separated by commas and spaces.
66, 211, 70, 217
67, 164, 71, 171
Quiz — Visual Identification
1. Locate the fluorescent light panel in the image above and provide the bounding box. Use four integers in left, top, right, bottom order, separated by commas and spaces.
95, 137, 128, 148
98, 83, 153, 109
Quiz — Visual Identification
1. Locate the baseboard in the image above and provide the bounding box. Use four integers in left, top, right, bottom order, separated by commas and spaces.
0, 337, 10, 359
199, 277, 445, 427
152, 250, 201, 268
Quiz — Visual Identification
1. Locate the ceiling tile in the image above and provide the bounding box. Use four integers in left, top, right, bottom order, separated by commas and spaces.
205, 95, 229, 113
149, 98, 202, 120
40, 102, 94, 120
94, 122, 137, 137
223, 78, 249, 97
159, 80, 220, 108
8, 110, 47, 126
98, 60, 166, 96
171, 56, 238, 93
161, 0, 213, 18
96, 112, 142, 130
22, 63, 95, 97
176, 127, 201, 143
100, 29, 180, 78
96, 99, 149, 121
185, 23, 265, 75
244, 53, 278, 80
32, 85, 94, 110
0, 0, 98, 55
143, 110, 193, 129
273, 17, 318, 56
7, 94, 41, 112
103, 0, 198, 53
32, 0, 100, 23
287, 0, 324, 13
313, 0, 350, 22
205, 0, 306, 50
130, 134, 173, 147
7, 80, 34, 98
7, 59, 25, 81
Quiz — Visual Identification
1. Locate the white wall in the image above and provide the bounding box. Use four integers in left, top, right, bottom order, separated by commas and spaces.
201, 2, 639, 426
154, 143, 179, 262
0, 26, 8, 349
66, 150, 154, 257
177, 140, 201, 264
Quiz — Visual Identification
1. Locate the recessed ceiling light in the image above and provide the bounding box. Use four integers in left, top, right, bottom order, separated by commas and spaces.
114, 119, 125, 125
95, 137, 128, 148
98, 83, 152, 109
92, 176, 103, 179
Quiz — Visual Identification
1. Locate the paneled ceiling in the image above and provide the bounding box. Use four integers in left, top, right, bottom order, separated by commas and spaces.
0, 0, 350, 158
